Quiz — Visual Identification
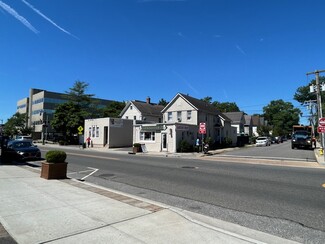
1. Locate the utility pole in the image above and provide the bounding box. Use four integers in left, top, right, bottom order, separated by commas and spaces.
303, 100, 317, 138
307, 70, 325, 154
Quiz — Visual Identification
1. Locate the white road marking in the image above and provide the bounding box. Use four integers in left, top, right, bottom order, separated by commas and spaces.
80, 167, 99, 180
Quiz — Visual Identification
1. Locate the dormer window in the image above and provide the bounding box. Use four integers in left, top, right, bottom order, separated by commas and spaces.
130, 105, 133, 110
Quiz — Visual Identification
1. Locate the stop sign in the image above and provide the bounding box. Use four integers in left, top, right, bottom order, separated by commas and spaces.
319, 118, 325, 126
199, 122, 206, 134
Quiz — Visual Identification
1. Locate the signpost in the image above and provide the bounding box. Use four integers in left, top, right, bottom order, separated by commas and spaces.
318, 118, 325, 133
78, 126, 84, 148
199, 122, 206, 134
199, 122, 206, 153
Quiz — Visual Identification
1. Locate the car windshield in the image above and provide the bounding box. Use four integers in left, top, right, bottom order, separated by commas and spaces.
12, 141, 33, 148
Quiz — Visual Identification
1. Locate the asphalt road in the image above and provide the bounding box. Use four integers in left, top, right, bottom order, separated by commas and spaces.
37, 145, 325, 243
222, 140, 316, 162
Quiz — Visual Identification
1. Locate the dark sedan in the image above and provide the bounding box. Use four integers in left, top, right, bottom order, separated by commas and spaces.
2, 140, 41, 162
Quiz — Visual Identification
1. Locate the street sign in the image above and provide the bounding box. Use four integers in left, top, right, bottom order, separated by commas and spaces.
199, 122, 206, 134
319, 118, 325, 126
78, 126, 83, 132
318, 126, 325, 133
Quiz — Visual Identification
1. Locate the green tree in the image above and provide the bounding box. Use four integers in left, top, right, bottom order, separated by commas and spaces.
3, 112, 32, 137
101, 101, 126, 117
158, 98, 168, 106
201, 96, 212, 104
257, 125, 273, 136
212, 101, 240, 112
294, 76, 325, 104
65, 80, 94, 106
263, 100, 301, 136
65, 80, 98, 119
51, 102, 83, 141
294, 76, 325, 119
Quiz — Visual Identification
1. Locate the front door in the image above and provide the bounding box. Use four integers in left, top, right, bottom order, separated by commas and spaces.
162, 133, 167, 151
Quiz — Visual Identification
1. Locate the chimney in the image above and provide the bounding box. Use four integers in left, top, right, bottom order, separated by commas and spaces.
146, 96, 151, 104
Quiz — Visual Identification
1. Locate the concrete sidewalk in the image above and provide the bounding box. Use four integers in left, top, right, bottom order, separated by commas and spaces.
0, 165, 298, 244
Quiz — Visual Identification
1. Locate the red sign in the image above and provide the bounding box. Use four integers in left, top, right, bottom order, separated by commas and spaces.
318, 126, 325, 133
319, 118, 325, 126
199, 122, 206, 134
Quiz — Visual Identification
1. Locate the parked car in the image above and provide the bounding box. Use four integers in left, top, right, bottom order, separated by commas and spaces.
15, 135, 33, 142
1, 140, 41, 162
255, 136, 271, 147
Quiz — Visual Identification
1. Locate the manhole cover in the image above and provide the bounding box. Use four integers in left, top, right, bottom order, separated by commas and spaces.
99, 173, 115, 179
181, 166, 198, 169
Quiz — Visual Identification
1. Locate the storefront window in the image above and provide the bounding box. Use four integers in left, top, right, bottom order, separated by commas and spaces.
140, 132, 155, 141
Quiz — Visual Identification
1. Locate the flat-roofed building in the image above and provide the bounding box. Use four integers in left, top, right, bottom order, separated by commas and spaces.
17, 88, 114, 140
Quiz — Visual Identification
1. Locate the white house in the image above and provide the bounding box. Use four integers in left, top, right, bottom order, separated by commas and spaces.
84, 117, 133, 148
133, 93, 237, 153
244, 115, 253, 136
224, 112, 245, 135
120, 97, 165, 123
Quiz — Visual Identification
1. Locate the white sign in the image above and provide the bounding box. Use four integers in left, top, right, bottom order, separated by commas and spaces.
319, 118, 325, 126
310, 83, 325, 93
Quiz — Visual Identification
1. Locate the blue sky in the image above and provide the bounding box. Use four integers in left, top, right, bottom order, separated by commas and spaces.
1, 0, 324, 124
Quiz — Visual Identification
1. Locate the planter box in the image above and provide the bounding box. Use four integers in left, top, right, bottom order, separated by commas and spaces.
41, 162, 68, 180
133, 146, 141, 153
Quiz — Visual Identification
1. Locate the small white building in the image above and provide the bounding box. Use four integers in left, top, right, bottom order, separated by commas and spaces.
133, 123, 199, 153
84, 118, 133, 148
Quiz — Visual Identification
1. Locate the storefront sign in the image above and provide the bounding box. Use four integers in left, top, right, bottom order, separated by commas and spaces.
176, 125, 189, 131
141, 124, 166, 131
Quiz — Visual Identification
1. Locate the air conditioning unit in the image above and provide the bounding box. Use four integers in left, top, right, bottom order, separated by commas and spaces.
177, 118, 182, 122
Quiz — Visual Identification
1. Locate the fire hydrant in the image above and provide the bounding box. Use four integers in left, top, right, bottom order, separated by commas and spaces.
320, 148, 324, 155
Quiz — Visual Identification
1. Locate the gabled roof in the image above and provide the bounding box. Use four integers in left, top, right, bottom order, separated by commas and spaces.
120, 100, 165, 117
223, 112, 244, 123
162, 93, 231, 121
251, 115, 261, 126
244, 115, 252, 125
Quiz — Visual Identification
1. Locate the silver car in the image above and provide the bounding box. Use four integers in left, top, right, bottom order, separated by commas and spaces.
255, 137, 271, 147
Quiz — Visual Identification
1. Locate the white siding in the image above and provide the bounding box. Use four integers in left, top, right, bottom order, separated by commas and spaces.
163, 97, 197, 125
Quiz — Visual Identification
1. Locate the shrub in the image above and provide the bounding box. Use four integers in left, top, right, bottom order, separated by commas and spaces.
133, 143, 141, 147
177, 140, 193, 152
221, 137, 233, 147
45, 150, 67, 163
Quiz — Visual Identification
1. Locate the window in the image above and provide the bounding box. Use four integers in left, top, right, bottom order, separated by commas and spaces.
92, 126, 96, 137
96, 126, 99, 137
187, 111, 192, 120
88, 127, 91, 137
126, 116, 128, 119
130, 105, 133, 110
134, 116, 136, 120
140, 132, 155, 141
168, 112, 172, 121
177, 111, 182, 122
